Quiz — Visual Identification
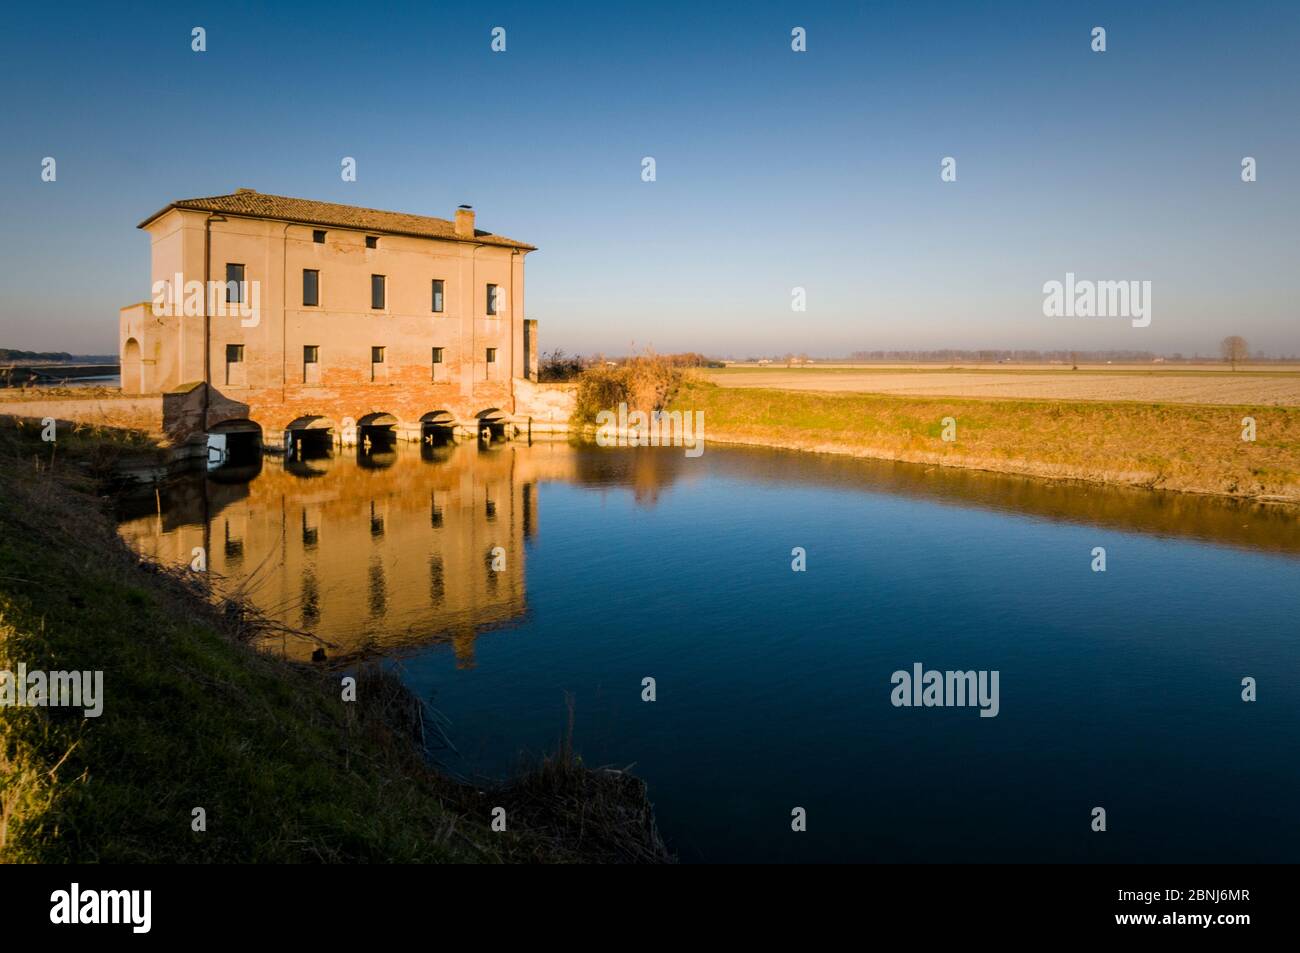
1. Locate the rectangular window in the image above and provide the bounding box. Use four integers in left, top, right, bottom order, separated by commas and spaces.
303, 269, 319, 307
225, 344, 245, 386
371, 346, 385, 382
303, 345, 320, 384
226, 264, 245, 304
312, 229, 326, 243
431, 346, 444, 381
371, 346, 385, 364
486, 347, 497, 363
486, 283, 500, 315
432, 279, 445, 313
371, 274, 385, 310
365, 236, 378, 249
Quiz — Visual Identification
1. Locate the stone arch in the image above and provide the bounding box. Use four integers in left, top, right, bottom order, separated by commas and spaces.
284, 414, 336, 432
210, 418, 263, 435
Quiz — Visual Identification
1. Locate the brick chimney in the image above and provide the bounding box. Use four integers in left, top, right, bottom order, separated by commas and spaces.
454, 205, 475, 238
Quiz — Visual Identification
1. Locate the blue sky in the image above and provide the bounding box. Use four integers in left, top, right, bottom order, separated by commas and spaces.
1, 0, 1297, 356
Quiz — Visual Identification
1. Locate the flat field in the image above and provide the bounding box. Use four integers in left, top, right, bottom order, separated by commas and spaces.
703, 364, 1300, 407
671, 377, 1300, 501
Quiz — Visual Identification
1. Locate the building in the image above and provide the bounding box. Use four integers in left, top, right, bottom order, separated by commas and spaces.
119, 189, 540, 450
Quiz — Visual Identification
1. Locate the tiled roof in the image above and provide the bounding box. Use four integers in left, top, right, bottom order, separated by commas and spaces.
139, 189, 535, 250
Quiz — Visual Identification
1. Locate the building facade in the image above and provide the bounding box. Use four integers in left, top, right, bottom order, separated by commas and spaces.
119, 189, 539, 448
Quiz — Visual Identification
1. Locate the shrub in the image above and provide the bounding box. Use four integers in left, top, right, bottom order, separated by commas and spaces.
572, 353, 684, 425
538, 349, 587, 382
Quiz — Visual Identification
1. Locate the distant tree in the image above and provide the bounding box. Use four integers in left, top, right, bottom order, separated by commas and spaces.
0, 349, 75, 362
1221, 336, 1249, 370
660, 352, 712, 368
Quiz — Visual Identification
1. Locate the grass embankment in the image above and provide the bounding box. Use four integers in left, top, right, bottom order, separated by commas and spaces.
0, 385, 125, 402
0, 420, 668, 863
672, 379, 1300, 502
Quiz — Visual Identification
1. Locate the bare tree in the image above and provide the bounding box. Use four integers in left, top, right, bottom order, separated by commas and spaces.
1221, 336, 1249, 371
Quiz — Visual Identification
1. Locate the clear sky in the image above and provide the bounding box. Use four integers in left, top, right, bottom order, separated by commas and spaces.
1, 0, 1296, 356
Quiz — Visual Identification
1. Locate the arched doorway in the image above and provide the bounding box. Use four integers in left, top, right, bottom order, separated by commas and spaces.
122, 338, 144, 394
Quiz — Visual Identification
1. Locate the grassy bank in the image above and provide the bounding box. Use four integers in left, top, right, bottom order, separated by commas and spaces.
0, 420, 668, 863
671, 379, 1300, 502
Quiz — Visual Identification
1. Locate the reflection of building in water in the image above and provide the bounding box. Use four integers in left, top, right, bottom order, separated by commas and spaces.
117, 442, 570, 667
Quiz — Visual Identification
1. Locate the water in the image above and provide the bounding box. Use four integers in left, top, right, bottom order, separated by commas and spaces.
117, 440, 1300, 862
4, 373, 120, 387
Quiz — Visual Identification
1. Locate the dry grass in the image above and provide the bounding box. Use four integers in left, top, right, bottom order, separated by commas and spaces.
478, 695, 670, 863
673, 379, 1300, 502
0, 385, 124, 402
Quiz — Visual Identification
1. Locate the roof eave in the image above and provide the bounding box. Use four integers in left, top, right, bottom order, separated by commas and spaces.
137, 203, 179, 230
137, 203, 535, 250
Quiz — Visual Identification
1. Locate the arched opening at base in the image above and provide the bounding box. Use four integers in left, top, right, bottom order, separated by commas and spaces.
285, 416, 335, 462
208, 419, 263, 471
475, 409, 510, 446
357, 412, 398, 468
420, 411, 457, 447
420, 411, 457, 462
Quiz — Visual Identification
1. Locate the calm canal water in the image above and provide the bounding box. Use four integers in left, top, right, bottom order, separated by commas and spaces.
117, 440, 1300, 863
